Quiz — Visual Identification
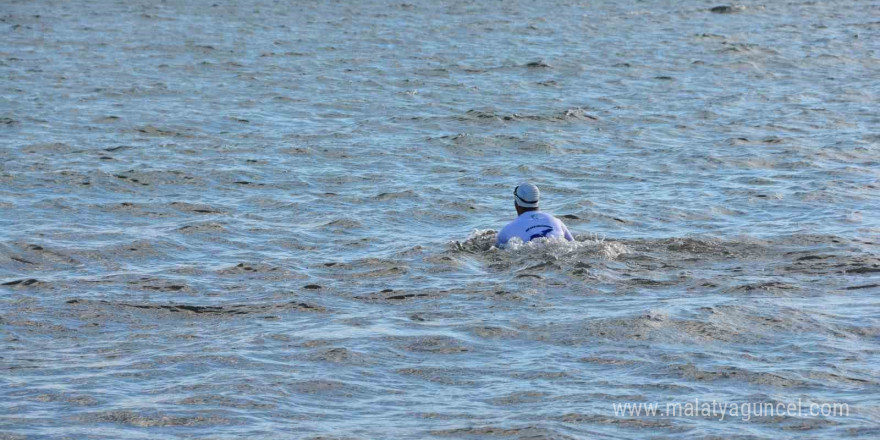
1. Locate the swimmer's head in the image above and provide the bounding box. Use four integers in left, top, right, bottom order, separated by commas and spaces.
514, 182, 539, 214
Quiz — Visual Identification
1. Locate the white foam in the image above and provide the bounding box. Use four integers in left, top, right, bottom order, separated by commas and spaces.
502, 232, 629, 261
449, 228, 630, 261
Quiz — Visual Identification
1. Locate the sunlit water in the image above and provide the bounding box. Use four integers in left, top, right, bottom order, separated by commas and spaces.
2, 0, 878, 438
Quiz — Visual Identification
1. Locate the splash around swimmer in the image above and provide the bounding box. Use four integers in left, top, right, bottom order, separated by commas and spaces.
495, 182, 574, 248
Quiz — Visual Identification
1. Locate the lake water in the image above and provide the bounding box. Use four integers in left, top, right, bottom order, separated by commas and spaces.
2, 0, 879, 438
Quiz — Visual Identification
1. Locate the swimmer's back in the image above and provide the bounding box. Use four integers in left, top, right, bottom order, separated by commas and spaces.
496, 211, 573, 247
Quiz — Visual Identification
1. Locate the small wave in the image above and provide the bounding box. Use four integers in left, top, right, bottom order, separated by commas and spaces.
459, 107, 598, 123
67, 298, 326, 315
709, 5, 747, 14
81, 410, 228, 427
323, 218, 363, 229
373, 190, 419, 201
449, 229, 497, 253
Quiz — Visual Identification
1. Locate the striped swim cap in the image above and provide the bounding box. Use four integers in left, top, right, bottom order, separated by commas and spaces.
514, 182, 540, 208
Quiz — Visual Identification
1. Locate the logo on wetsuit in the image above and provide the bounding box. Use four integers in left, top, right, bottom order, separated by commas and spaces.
525, 224, 554, 241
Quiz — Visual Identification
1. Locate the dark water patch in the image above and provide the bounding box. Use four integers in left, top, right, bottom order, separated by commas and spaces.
306, 347, 370, 365
328, 258, 409, 280
517, 305, 841, 346
9, 256, 36, 265
111, 173, 150, 186
4, 318, 74, 334
796, 255, 832, 261
18, 142, 74, 154
278, 146, 314, 155
488, 391, 549, 405
81, 410, 229, 427
68, 299, 326, 315
217, 262, 285, 275
177, 222, 227, 233
396, 367, 483, 386
627, 277, 684, 287
93, 116, 122, 124
579, 356, 643, 367
524, 60, 552, 68
469, 325, 520, 339
139, 283, 187, 292
709, 5, 745, 14
459, 108, 598, 123
373, 190, 418, 201
518, 317, 660, 344
559, 413, 678, 429
287, 380, 376, 398
93, 170, 202, 189
807, 371, 878, 387
179, 395, 276, 410
2, 278, 42, 287
844, 266, 880, 274
718, 41, 779, 56
731, 281, 799, 292
134, 125, 194, 138
355, 288, 443, 302
19, 390, 98, 407
664, 364, 809, 388
2, 242, 81, 268
783, 253, 880, 277
396, 335, 471, 354
431, 425, 576, 439
385, 292, 429, 300
659, 237, 732, 256
323, 218, 363, 229
169, 202, 225, 214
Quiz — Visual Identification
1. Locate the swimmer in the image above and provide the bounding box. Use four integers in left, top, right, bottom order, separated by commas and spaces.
495, 182, 574, 247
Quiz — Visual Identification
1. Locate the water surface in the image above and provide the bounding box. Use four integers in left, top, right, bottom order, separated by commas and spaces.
2, 0, 879, 438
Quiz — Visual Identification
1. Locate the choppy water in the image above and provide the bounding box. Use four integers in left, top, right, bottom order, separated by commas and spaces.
2, 0, 879, 438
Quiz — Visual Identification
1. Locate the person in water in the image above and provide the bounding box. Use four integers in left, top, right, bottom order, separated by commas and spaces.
495, 182, 574, 247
